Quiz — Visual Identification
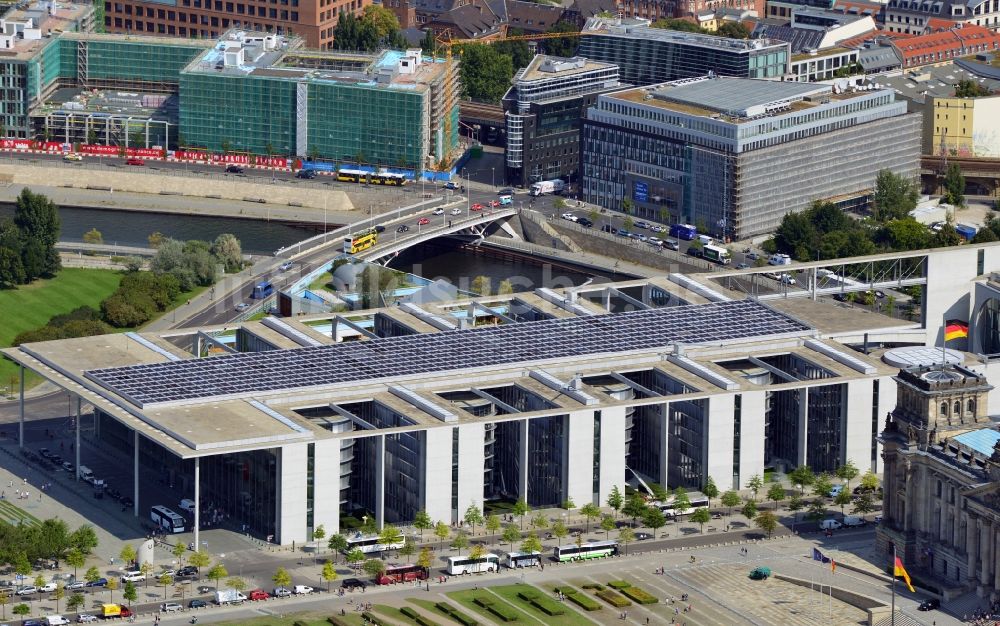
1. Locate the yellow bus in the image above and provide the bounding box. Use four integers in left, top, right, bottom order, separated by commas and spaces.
337, 169, 407, 186
344, 228, 377, 254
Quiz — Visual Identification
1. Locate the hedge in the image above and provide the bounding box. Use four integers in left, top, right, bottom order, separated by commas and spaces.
620, 586, 658, 605
416, 617, 440, 626
435, 602, 457, 613
487, 603, 520, 622
607, 580, 631, 589
327, 618, 350, 626
530, 598, 566, 616
596, 589, 631, 608
362, 612, 386, 626
401, 607, 420, 619
474, 596, 494, 608
581, 583, 603, 590
517, 589, 541, 601
552, 586, 578, 595
567, 592, 602, 612
434, 602, 478, 626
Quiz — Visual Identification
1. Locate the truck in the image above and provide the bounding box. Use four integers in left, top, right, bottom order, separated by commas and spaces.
529, 179, 564, 197
102, 604, 133, 619
215, 589, 247, 605
702, 244, 731, 265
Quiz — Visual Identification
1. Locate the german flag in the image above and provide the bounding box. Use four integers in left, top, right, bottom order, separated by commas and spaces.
945, 319, 969, 342
894, 556, 915, 592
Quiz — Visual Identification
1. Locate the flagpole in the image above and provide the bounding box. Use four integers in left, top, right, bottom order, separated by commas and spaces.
891, 544, 896, 626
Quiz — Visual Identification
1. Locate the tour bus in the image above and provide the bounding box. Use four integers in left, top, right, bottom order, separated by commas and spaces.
150, 505, 186, 533
344, 227, 378, 254
342, 533, 405, 555
702, 244, 731, 265
505, 551, 541, 569
553, 541, 618, 562
376, 564, 428, 585
658, 491, 711, 517
446, 553, 500, 575
669, 224, 697, 240
250, 281, 274, 299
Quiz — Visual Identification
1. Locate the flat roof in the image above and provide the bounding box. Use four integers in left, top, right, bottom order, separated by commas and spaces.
651, 77, 828, 115
85, 300, 812, 407
518, 55, 618, 83
952, 428, 1000, 456
582, 16, 788, 52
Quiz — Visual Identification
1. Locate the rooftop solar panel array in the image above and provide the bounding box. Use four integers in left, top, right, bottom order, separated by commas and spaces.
84, 300, 810, 407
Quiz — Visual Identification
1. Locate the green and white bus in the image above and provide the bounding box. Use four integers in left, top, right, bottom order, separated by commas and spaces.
553, 541, 619, 562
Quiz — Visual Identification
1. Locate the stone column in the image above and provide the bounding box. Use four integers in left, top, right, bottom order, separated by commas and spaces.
968, 517, 979, 581
980, 520, 993, 587
993, 529, 1000, 592
903, 468, 914, 532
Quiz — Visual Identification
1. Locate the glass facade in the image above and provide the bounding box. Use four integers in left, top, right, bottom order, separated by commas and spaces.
527, 415, 565, 507
578, 33, 788, 86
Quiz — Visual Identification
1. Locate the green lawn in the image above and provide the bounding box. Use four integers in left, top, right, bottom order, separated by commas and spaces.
487, 584, 596, 626
408, 598, 467, 625
213, 612, 369, 626
0, 268, 122, 388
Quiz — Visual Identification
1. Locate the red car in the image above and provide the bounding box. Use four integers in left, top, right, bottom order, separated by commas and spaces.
417, 217, 430, 225
471, 203, 484, 211
489, 200, 500, 208
125, 158, 145, 166
248, 589, 269, 601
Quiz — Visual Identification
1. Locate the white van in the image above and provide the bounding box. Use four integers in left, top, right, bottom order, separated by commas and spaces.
842, 515, 866, 527
768, 253, 792, 266
45, 615, 71, 625
179, 498, 196, 513
78, 466, 94, 482
819, 519, 843, 530
697, 234, 713, 245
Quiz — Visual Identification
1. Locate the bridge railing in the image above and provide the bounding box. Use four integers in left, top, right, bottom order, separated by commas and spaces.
360, 208, 517, 261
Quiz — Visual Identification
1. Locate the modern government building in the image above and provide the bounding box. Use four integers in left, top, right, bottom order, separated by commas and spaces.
8, 241, 1000, 548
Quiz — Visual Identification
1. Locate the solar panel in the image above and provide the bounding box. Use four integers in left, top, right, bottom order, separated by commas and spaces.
83, 300, 811, 407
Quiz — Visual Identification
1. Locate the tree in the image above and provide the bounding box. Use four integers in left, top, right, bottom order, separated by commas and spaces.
66, 547, 85, 579
83, 228, 103, 246
600, 515, 616, 540
580, 503, 601, 531
767, 483, 785, 511
434, 521, 450, 549
789, 466, 815, 495
13, 188, 61, 280
172, 541, 187, 567
972, 227, 998, 244
209, 233, 243, 273
618, 527, 635, 555
414, 510, 432, 538
879, 217, 930, 251
119, 544, 137, 567
835, 460, 859, 489
0, 591, 8, 620
66, 592, 84, 614
464, 502, 485, 535
458, 44, 514, 104
327, 534, 347, 563
520, 533, 542, 555
755, 511, 778, 538
159, 573, 174, 599
852, 493, 875, 517
873, 170, 918, 222
562, 496, 576, 511
690, 508, 711, 534
468, 544, 486, 562
400, 537, 417, 563
530, 512, 549, 532
84, 566, 101, 586
672, 487, 691, 513
512, 499, 530, 530
741, 500, 758, 522
485, 514, 501, 540
717, 21, 750, 38
942, 163, 966, 207
140, 561, 155, 587
860, 471, 880, 492
651, 18, 705, 32
502, 524, 520, 552
622, 493, 648, 525
362, 559, 387, 580
720, 491, 741, 516
643, 507, 667, 537
607, 486, 624, 518
623, 215, 635, 232
551, 519, 568, 546
123, 581, 137, 607
320, 560, 338, 592
807, 498, 827, 522
702, 477, 719, 507
272, 567, 292, 590
451, 531, 469, 556
148, 231, 165, 249
544, 20, 580, 57
347, 548, 366, 568
835, 489, 853, 515
207, 563, 228, 590
812, 473, 834, 499
379, 525, 403, 551
745, 475, 763, 501
470, 275, 491, 296
955, 78, 990, 98
12, 604, 29, 619
188, 550, 211, 571
52, 583, 64, 612
498, 279, 514, 295
417, 547, 433, 570
0, 245, 25, 288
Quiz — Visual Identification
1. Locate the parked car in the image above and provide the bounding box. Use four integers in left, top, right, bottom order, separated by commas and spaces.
65, 581, 85, 591
63, 153, 83, 162
125, 158, 144, 166
577, 218, 593, 227
38, 583, 57, 593
249, 589, 269, 601
634, 532, 653, 540
271, 587, 292, 597
177, 566, 198, 578
917, 599, 940, 611
341, 578, 367, 590
819, 519, 843, 530
225, 165, 244, 174
295, 169, 316, 179
188, 599, 207, 609
828, 485, 844, 498
16, 586, 38, 595
197, 586, 213, 594
77, 615, 99, 623
84, 578, 107, 588
160, 603, 182, 612
179, 499, 196, 513
293, 585, 314, 595
121, 571, 145, 583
